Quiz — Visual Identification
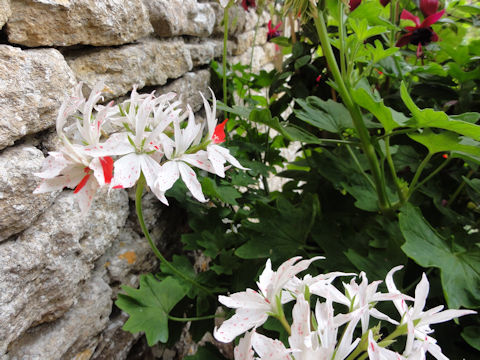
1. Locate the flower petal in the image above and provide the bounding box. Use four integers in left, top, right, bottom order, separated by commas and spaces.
396, 33, 414, 47
234, 331, 255, 360
420, 9, 445, 28
178, 161, 206, 202
34, 152, 70, 178
111, 153, 142, 189
214, 308, 268, 343
75, 175, 98, 215
400, 10, 421, 27
252, 332, 291, 360
156, 161, 180, 192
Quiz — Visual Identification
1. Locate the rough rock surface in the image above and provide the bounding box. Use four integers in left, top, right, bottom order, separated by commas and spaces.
144, 0, 215, 37
231, 43, 277, 72
156, 70, 211, 112
186, 41, 216, 67
6, 0, 152, 47
6, 272, 112, 360
66, 38, 193, 100
0, 45, 76, 150
210, 2, 246, 36
0, 189, 129, 356
0, 145, 57, 242
233, 28, 268, 56
0, 0, 10, 28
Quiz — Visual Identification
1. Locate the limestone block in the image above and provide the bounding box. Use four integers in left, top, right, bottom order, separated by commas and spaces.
6, 273, 112, 360
210, 2, 246, 36
0, 145, 57, 242
66, 38, 193, 101
6, 0, 152, 47
233, 28, 268, 56
0, 45, 76, 150
143, 0, 215, 37
230, 43, 277, 72
91, 312, 140, 360
0, 189, 129, 356
186, 41, 216, 66
0, 0, 11, 29
156, 70, 211, 112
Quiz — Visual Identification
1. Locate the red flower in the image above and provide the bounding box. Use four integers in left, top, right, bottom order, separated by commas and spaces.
349, 0, 361, 11
212, 119, 228, 144
396, 9, 445, 57
267, 20, 282, 41
380, 0, 391, 6
241, 0, 255, 11
420, 0, 439, 17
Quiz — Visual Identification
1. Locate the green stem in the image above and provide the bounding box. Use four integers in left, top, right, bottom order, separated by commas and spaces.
345, 331, 369, 360
222, 2, 231, 119
448, 169, 474, 206
338, 2, 347, 81
407, 152, 432, 198
135, 173, 213, 295
385, 136, 407, 203
168, 314, 222, 322
314, 10, 389, 211
356, 323, 408, 360
344, 141, 377, 190
411, 157, 452, 194
377, 128, 416, 140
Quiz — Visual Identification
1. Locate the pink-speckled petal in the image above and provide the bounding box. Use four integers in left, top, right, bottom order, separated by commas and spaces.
111, 153, 141, 189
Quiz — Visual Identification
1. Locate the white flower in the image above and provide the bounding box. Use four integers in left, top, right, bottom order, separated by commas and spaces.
214, 257, 323, 343
252, 331, 292, 360
386, 266, 476, 359
368, 331, 407, 360
234, 330, 255, 360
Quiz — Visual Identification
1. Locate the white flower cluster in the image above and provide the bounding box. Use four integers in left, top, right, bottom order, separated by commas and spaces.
34, 83, 247, 213
214, 257, 476, 360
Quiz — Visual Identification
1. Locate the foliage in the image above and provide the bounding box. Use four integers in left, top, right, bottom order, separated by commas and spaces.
115, 0, 480, 358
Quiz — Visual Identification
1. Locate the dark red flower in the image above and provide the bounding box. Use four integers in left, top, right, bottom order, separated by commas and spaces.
241, 0, 255, 11
267, 20, 282, 41
396, 9, 445, 57
349, 0, 362, 11
420, 0, 439, 18
380, 0, 391, 6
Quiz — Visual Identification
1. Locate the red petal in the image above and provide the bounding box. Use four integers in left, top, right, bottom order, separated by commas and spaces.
268, 20, 272, 31
416, 43, 424, 58
420, 0, 439, 18
396, 33, 413, 47
349, 0, 362, 11
99, 156, 114, 184
212, 119, 228, 144
274, 22, 282, 31
74, 173, 91, 194
400, 10, 421, 27
421, 9, 445, 28
431, 31, 439, 42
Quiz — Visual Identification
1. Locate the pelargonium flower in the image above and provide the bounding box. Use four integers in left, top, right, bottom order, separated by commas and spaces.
34, 83, 114, 214
214, 256, 323, 343
267, 20, 282, 41
386, 266, 476, 359
396, 8, 445, 57
241, 0, 255, 11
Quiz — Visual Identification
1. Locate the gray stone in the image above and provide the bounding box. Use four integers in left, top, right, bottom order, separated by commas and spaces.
186, 41, 216, 67
0, 45, 76, 150
143, 0, 215, 37
91, 312, 141, 360
66, 38, 193, 101
6, 0, 152, 47
210, 2, 246, 36
0, 0, 10, 29
0, 145, 57, 242
233, 28, 268, 56
0, 189, 129, 356
6, 272, 112, 360
230, 43, 277, 72
156, 70, 211, 112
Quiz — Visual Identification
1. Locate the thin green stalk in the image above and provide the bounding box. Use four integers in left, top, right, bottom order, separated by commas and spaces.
448, 169, 474, 206
338, 2, 347, 81
222, 2, 231, 119
407, 152, 432, 198
135, 173, 213, 295
385, 136, 407, 203
168, 314, 222, 322
314, 10, 389, 211
377, 128, 416, 140
344, 141, 377, 190
345, 331, 369, 360
411, 157, 452, 194
356, 324, 409, 360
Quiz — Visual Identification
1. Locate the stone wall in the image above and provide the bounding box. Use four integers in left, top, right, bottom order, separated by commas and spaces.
0, 1, 276, 359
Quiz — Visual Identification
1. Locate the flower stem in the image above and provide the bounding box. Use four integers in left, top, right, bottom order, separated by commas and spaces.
407, 152, 432, 198
168, 314, 222, 322
385, 136, 407, 203
222, 2, 231, 119
448, 169, 474, 207
135, 173, 213, 295
314, 10, 389, 211
411, 157, 451, 194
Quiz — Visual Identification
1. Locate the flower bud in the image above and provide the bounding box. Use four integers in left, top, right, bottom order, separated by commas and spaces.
420, 0, 439, 17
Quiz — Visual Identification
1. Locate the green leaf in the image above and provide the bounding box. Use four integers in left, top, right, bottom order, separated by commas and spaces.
400, 82, 480, 140
294, 97, 354, 133
351, 88, 408, 133
201, 177, 241, 205
450, 113, 480, 124
366, 40, 398, 65
408, 129, 480, 160
399, 204, 480, 308
270, 36, 291, 47
116, 275, 188, 345
462, 326, 480, 351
